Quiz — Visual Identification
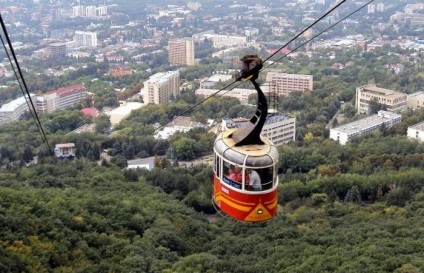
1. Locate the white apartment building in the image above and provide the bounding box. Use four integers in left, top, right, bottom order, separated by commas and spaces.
330, 110, 402, 145
0, 94, 35, 125
200, 34, 247, 48
96, 6, 108, 16
407, 92, 424, 110
195, 88, 256, 105
142, 71, 180, 104
407, 121, 424, 142
36, 84, 88, 114
266, 72, 313, 97
85, 6, 97, 17
72, 5, 84, 17
74, 31, 98, 47
355, 85, 407, 114
168, 38, 195, 66
222, 111, 296, 146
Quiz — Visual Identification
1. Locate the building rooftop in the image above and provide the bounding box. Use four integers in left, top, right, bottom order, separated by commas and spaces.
145, 71, 179, 86
81, 107, 99, 117
55, 143, 75, 148
333, 110, 401, 135
0, 94, 34, 112
47, 83, 86, 96
170, 116, 205, 129
410, 121, 424, 131
266, 71, 313, 79
359, 85, 405, 98
223, 112, 294, 128
408, 91, 424, 100
109, 102, 144, 116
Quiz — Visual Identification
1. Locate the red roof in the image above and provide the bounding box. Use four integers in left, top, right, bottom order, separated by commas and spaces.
47, 83, 86, 96
81, 107, 99, 117
55, 143, 75, 148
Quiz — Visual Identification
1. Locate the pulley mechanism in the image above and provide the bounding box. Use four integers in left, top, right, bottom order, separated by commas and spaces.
230, 55, 268, 146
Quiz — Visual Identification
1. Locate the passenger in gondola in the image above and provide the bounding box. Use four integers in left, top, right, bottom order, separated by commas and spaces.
246, 168, 262, 191
229, 165, 242, 183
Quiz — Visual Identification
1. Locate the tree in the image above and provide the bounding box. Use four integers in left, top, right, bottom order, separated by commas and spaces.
170, 137, 200, 160
95, 114, 111, 134
22, 145, 34, 163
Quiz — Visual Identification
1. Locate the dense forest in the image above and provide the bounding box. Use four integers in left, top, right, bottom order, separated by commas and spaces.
1, 149, 424, 272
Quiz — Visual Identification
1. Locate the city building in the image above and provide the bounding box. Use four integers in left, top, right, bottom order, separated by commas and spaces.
199, 73, 233, 88
195, 88, 256, 105
222, 111, 296, 146
265, 72, 313, 97
330, 110, 402, 145
407, 121, 424, 142
74, 31, 98, 47
142, 71, 180, 104
368, 4, 376, 14
168, 38, 195, 66
47, 42, 67, 57
85, 6, 97, 17
155, 116, 206, 139
36, 84, 88, 114
355, 85, 407, 114
108, 102, 144, 125
54, 143, 76, 159
96, 6, 108, 16
0, 94, 35, 125
194, 33, 247, 48
109, 65, 132, 77
187, 2, 202, 10
376, 3, 385, 12
407, 92, 424, 110
72, 5, 84, 17
245, 27, 259, 40
127, 157, 155, 171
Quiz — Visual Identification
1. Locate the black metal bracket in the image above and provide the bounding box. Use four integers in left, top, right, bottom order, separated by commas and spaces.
230, 55, 268, 146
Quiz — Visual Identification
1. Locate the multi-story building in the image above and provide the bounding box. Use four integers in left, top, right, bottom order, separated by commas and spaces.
407, 121, 424, 142
0, 94, 35, 125
376, 3, 385, 12
407, 92, 424, 110
142, 71, 180, 104
85, 6, 97, 17
47, 42, 67, 57
74, 31, 98, 47
168, 38, 195, 66
330, 110, 402, 145
72, 5, 84, 17
222, 110, 296, 146
96, 6, 108, 16
195, 88, 256, 105
187, 2, 202, 10
36, 84, 88, 114
196, 33, 247, 48
355, 84, 407, 114
368, 4, 376, 14
265, 72, 313, 97
109, 65, 132, 77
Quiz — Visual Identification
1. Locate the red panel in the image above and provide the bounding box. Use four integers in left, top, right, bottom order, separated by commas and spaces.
213, 174, 278, 222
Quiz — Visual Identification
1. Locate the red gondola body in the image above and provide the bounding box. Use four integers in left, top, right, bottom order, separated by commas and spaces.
213, 175, 278, 222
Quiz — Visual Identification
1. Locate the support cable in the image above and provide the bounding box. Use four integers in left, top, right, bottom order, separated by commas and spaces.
0, 14, 52, 154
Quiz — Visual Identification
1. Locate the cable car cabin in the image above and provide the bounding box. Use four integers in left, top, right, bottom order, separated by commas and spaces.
212, 54, 279, 222
213, 128, 279, 223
